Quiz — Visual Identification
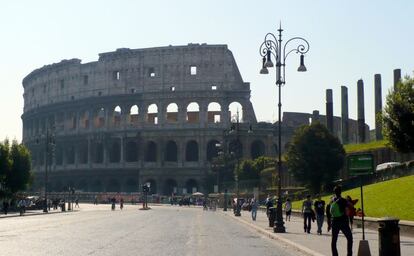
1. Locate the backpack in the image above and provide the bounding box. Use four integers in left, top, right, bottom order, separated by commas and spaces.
330, 198, 344, 218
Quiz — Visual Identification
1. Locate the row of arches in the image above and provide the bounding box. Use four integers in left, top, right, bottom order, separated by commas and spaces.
32, 138, 267, 167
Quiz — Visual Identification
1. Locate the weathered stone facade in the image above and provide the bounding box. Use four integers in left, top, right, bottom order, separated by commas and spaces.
21, 44, 278, 194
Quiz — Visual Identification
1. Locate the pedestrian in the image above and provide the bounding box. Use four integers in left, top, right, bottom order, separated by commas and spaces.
314, 194, 326, 235
120, 198, 124, 210
111, 197, 116, 211
2, 200, 9, 215
284, 198, 292, 221
328, 185, 353, 256
265, 195, 273, 218
94, 195, 98, 205
346, 195, 358, 231
301, 195, 313, 233
75, 197, 79, 208
250, 197, 258, 221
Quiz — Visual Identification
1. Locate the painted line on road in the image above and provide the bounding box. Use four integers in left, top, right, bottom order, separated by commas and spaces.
222, 212, 325, 256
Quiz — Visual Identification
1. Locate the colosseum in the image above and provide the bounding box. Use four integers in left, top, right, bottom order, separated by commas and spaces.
22, 44, 368, 195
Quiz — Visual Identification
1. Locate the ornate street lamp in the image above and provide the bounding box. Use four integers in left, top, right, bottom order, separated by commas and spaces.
259, 23, 310, 233
37, 126, 55, 213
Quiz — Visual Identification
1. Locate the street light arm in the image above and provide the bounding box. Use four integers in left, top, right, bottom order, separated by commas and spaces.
259, 33, 279, 59
282, 37, 310, 62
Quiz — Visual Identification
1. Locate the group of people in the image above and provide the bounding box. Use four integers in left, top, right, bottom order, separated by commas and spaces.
298, 186, 357, 256
110, 197, 124, 210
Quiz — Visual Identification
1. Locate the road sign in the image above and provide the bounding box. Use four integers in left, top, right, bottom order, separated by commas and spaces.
348, 153, 374, 176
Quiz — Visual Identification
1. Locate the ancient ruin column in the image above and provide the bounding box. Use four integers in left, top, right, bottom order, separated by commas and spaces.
326, 89, 334, 134
393, 68, 401, 89
357, 79, 365, 143
341, 86, 349, 144
374, 74, 383, 140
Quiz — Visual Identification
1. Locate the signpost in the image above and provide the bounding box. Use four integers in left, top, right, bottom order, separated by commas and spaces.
347, 153, 374, 256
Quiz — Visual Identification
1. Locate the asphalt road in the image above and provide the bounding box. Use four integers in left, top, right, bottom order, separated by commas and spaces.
0, 204, 305, 256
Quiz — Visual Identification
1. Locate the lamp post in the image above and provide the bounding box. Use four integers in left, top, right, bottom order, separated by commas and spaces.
259, 23, 309, 233
38, 126, 55, 213
229, 110, 242, 217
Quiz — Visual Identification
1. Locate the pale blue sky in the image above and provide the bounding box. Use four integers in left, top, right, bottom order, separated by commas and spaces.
1, 0, 413, 141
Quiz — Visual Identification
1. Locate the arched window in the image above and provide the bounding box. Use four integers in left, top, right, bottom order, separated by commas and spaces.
163, 179, 177, 195
166, 103, 178, 123
186, 102, 199, 123
145, 141, 157, 162
78, 141, 88, 164
251, 140, 265, 159
207, 102, 221, 123
125, 141, 138, 162
147, 104, 158, 124
66, 145, 75, 164
207, 140, 221, 161
186, 140, 199, 161
94, 142, 104, 163
229, 139, 243, 159
113, 106, 122, 127
95, 107, 105, 128
165, 141, 178, 162
186, 179, 198, 193
229, 101, 243, 123
129, 105, 139, 125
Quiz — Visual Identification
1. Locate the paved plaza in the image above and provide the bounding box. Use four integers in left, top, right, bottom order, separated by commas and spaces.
0, 204, 306, 256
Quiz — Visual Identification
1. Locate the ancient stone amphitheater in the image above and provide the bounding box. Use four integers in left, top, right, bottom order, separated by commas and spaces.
22, 44, 366, 195
22, 44, 281, 194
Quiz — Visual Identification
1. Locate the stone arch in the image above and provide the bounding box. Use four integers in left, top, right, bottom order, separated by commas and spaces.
207, 139, 221, 161
95, 107, 105, 128
186, 179, 198, 194
251, 140, 265, 159
90, 180, 102, 192
107, 179, 120, 192
147, 104, 158, 124
163, 179, 177, 195
229, 139, 243, 158
109, 140, 121, 163
165, 140, 178, 162
207, 102, 221, 123
66, 144, 75, 164
125, 141, 138, 162
80, 110, 90, 129
186, 140, 199, 162
94, 142, 104, 163
125, 179, 138, 192
166, 103, 178, 123
129, 105, 139, 125
112, 105, 122, 127
229, 101, 243, 122
145, 141, 157, 162
145, 179, 157, 194
186, 102, 200, 123
77, 179, 88, 192
78, 141, 88, 164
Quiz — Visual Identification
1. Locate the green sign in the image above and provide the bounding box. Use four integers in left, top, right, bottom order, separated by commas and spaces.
348, 154, 374, 176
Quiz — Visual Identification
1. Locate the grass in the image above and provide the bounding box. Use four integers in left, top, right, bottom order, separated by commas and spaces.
292, 175, 414, 221
344, 140, 388, 153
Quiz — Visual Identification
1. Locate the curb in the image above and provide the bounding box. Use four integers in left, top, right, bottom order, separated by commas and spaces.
222, 212, 325, 256
0, 210, 78, 219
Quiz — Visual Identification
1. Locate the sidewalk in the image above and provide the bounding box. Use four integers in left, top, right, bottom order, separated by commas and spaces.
222, 209, 414, 256
0, 208, 74, 219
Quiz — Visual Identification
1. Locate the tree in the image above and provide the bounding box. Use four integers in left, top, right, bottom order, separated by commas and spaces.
285, 122, 345, 193
383, 75, 414, 153
0, 140, 32, 197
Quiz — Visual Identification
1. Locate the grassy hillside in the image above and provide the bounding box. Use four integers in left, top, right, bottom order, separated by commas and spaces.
344, 140, 388, 153
292, 175, 414, 221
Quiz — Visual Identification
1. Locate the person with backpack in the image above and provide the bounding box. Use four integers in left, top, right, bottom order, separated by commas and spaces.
301, 195, 313, 233
314, 194, 326, 235
329, 185, 353, 256
284, 198, 292, 222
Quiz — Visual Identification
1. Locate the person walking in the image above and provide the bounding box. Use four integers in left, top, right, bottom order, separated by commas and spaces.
265, 195, 273, 218
120, 198, 124, 210
250, 198, 258, 221
329, 185, 353, 256
284, 198, 292, 221
346, 195, 358, 231
75, 197, 79, 208
314, 194, 326, 235
301, 195, 313, 233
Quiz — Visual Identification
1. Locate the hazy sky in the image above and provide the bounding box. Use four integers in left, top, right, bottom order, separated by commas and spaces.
1, 0, 413, 141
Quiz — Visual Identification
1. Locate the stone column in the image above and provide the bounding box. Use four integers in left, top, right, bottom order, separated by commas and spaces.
393, 68, 401, 89
374, 74, 383, 140
157, 102, 165, 126
312, 110, 320, 124
357, 79, 365, 143
341, 86, 349, 144
326, 89, 334, 134
120, 136, 124, 165
199, 103, 208, 127
87, 136, 92, 168
177, 102, 187, 124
